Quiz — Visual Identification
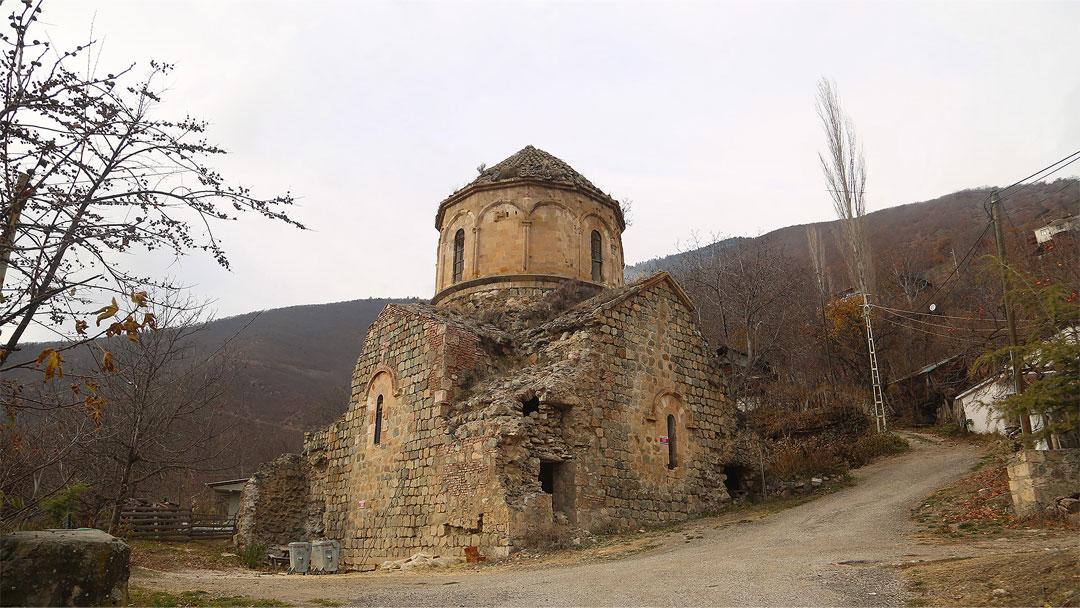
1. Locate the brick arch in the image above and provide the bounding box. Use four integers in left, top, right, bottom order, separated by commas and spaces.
476, 199, 525, 224
578, 211, 615, 238
364, 364, 400, 399
527, 199, 579, 223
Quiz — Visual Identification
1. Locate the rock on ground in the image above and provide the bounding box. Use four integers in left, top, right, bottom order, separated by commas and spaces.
1, 529, 130, 607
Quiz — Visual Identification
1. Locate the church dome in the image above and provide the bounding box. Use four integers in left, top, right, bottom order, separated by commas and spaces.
433, 146, 626, 307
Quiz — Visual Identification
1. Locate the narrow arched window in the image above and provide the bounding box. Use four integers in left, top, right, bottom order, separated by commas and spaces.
373, 394, 384, 445
666, 414, 677, 469
590, 230, 603, 282
452, 229, 465, 283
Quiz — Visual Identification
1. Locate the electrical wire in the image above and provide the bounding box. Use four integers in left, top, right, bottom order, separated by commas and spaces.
905, 150, 1080, 314
873, 304, 1033, 332
911, 219, 993, 312
871, 303, 1006, 323
877, 314, 1001, 344
996, 149, 1080, 198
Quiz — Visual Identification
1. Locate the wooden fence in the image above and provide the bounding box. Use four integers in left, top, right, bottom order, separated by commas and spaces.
120, 505, 235, 540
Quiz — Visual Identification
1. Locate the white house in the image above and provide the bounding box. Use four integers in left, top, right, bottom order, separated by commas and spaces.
954, 375, 1047, 448
1033, 214, 1080, 244
954, 376, 1012, 434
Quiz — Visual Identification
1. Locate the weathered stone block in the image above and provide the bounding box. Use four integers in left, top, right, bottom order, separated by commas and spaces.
0, 529, 129, 607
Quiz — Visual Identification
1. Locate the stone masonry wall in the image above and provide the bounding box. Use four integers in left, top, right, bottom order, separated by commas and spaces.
1007, 448, 1080, 515
531, 278, 734, 531
303, 304, 508, 570
233, 454, 310, 548
434, 183, 625, 300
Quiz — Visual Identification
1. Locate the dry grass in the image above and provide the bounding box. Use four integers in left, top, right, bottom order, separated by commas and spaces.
902, 548, 1079, 607
129, 539, 245, 572
912, 444, 1076, 540
127, 588, 291, 607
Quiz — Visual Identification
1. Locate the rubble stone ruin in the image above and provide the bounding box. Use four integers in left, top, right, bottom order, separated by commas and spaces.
235, 145, 738, 570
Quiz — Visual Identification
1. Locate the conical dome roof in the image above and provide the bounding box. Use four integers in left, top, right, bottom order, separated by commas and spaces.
469, 145, 603, 192
436, 145, 623, 229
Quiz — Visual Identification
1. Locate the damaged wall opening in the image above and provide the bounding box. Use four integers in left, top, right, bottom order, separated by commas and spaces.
723, 464, 748, 496
522, 396, 540, 416
539, 460, 576, 522
539, 461, 556, 493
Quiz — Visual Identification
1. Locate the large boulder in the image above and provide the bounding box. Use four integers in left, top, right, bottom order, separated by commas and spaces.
0, 529, 129, 607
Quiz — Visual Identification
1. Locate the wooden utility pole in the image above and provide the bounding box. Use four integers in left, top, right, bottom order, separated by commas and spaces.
990, 188, 1033, 446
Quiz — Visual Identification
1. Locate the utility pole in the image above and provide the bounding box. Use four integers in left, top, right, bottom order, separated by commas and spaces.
990, 188, 1032, 447
862, 292, 887, 433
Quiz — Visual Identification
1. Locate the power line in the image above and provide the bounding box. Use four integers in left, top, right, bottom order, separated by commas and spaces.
996, 149, 1080, 198
871, 303, 1007, 323
907, 150, 1080, 314
913, 219, 994, 312
877, 314, 999, 344
873, 303, 1034, 332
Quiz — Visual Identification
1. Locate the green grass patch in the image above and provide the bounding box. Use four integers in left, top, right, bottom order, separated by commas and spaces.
128, 589, 291, 607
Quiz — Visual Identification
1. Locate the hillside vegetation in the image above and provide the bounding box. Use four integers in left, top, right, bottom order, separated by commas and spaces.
629, 180, 1079, 297
20, 298, 419, 470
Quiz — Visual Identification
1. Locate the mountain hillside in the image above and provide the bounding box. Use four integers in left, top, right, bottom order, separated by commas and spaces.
627, 179, 1079, 296
19, 297, 420, 458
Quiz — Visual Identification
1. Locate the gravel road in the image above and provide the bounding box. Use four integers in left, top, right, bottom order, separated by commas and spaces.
136, 434, 984, 606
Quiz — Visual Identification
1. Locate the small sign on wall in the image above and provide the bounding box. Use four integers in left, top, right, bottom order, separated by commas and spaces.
659, 436, 669, 444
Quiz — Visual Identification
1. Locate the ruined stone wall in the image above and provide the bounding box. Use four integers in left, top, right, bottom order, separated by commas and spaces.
304, 304, 517, 570
439, 284, 556, 316
541, 279, 734, 531
251, 276, 735, 570
1007, 448, 1080, 515
233, 454, 310, 548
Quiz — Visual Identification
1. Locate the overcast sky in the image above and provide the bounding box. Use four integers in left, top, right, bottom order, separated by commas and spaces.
31, 0, 1080, 337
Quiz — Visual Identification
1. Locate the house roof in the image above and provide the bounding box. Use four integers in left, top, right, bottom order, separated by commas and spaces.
890, 354, 962, 385
954, 374, 1009, 401
205, 478, 249, 492
436, 145, 624, 229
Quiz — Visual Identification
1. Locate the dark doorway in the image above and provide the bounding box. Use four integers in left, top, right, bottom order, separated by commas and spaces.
522, 396, 540, 416
538, 460, 575, 523
538, 461, 556, 493
723, 464, 747, 496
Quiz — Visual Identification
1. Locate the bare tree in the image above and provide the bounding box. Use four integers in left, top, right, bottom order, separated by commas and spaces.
71, 298, 236, 533
0, 0, 303, 381
816, 78, 874, 294
805, 225, 835, 381
674, 234, 807, 403
0, 401, 91, 527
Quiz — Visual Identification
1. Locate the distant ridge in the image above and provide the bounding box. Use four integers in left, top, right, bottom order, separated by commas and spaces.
626, 179, 1080, 289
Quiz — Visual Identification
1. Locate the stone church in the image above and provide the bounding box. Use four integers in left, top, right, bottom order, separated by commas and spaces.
235, 146, 738, 571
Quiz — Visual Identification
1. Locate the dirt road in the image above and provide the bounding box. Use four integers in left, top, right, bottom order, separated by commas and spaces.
136, 434, 989, 606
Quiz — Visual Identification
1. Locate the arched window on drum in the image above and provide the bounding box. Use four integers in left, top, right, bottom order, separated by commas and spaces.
452, 229, 465, 283
590, 230, 603, 282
